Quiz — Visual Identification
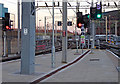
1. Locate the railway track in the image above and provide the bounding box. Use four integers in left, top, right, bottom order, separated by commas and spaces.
100, 42, 120, 57
1, 39, 77, 62
109, 48, 120, 57
1, 45, 62, 62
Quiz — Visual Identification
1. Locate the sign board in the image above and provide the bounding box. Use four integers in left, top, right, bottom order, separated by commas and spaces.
24, 28, 28, 35
63, 31, 66, 37
81, 38, 85, 43
76, 36, 79, 41
81, 35, 85, 39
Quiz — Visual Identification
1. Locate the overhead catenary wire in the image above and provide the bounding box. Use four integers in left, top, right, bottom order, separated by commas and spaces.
5, 0, 16, 4
45, 2, 53, 16
68, 2, 76, 13
58, 2, 69, 21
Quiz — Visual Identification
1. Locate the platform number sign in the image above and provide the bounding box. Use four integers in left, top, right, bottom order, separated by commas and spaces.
31, 2, 35, 16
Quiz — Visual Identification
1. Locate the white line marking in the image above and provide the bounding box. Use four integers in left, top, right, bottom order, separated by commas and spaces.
106, 49, 120, 60
2, 55, 45, 65
41, 50, 91, 82
2, 59, 21, 65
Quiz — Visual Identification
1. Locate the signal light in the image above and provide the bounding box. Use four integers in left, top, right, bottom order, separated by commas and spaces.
87, 14, 90, 19
6, 26, 10, 29
6, 26, 9, 29
78, 23, 82, 28
83, 14, 90, 28
97, 14, 102, 19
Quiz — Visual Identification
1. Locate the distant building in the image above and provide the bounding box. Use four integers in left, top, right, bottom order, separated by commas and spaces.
0, 3, 8, 18
96, 10, 120, 36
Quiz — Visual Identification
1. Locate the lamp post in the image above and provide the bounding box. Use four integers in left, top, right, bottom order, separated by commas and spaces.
44, 17, 46, 36
104, 16, 108, 42
47, 22, 49, 34
51, 0, 55, 68
17, 0, 20, 55
55, 21, 58, 42
39, 19, 41, 36
109, 15, 111, 43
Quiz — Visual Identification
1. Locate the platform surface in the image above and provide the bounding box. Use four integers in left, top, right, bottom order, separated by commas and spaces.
2, 49, 84, 82
44, 50, 118, 82
2, 49, 119, 83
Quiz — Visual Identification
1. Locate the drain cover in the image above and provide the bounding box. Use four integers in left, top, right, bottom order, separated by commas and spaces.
90, 58, 100, 61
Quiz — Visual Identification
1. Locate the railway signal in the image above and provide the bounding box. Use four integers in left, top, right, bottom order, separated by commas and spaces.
77, 12, 84, 28
90, 7, 96, 19
2, 18, 6, 31
83, 14, 90, 28
4, 13, 11, 30
96, 1, 102, 19
90, 2, 102, 20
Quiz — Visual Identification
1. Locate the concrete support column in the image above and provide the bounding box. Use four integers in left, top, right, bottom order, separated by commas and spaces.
0, 24, 3, 56
62, 1, 67, 63
18, 0, 20, 54
51, 0, 55, 68
21, 0, 35, 75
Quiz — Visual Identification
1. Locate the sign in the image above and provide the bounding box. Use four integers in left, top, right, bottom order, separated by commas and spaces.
81, 35, 85, 39
97, 4, 101, 10
62, 31, 66, 37
24, 28, 28, 35
81, 38, 85, 43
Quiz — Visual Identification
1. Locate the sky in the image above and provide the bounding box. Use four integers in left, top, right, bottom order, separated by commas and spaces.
0, 0, 119, 32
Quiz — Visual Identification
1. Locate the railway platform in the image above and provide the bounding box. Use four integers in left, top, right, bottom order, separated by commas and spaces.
43, 49, 119, 83
1, 49, 119, 83
2, 49, 86, 83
